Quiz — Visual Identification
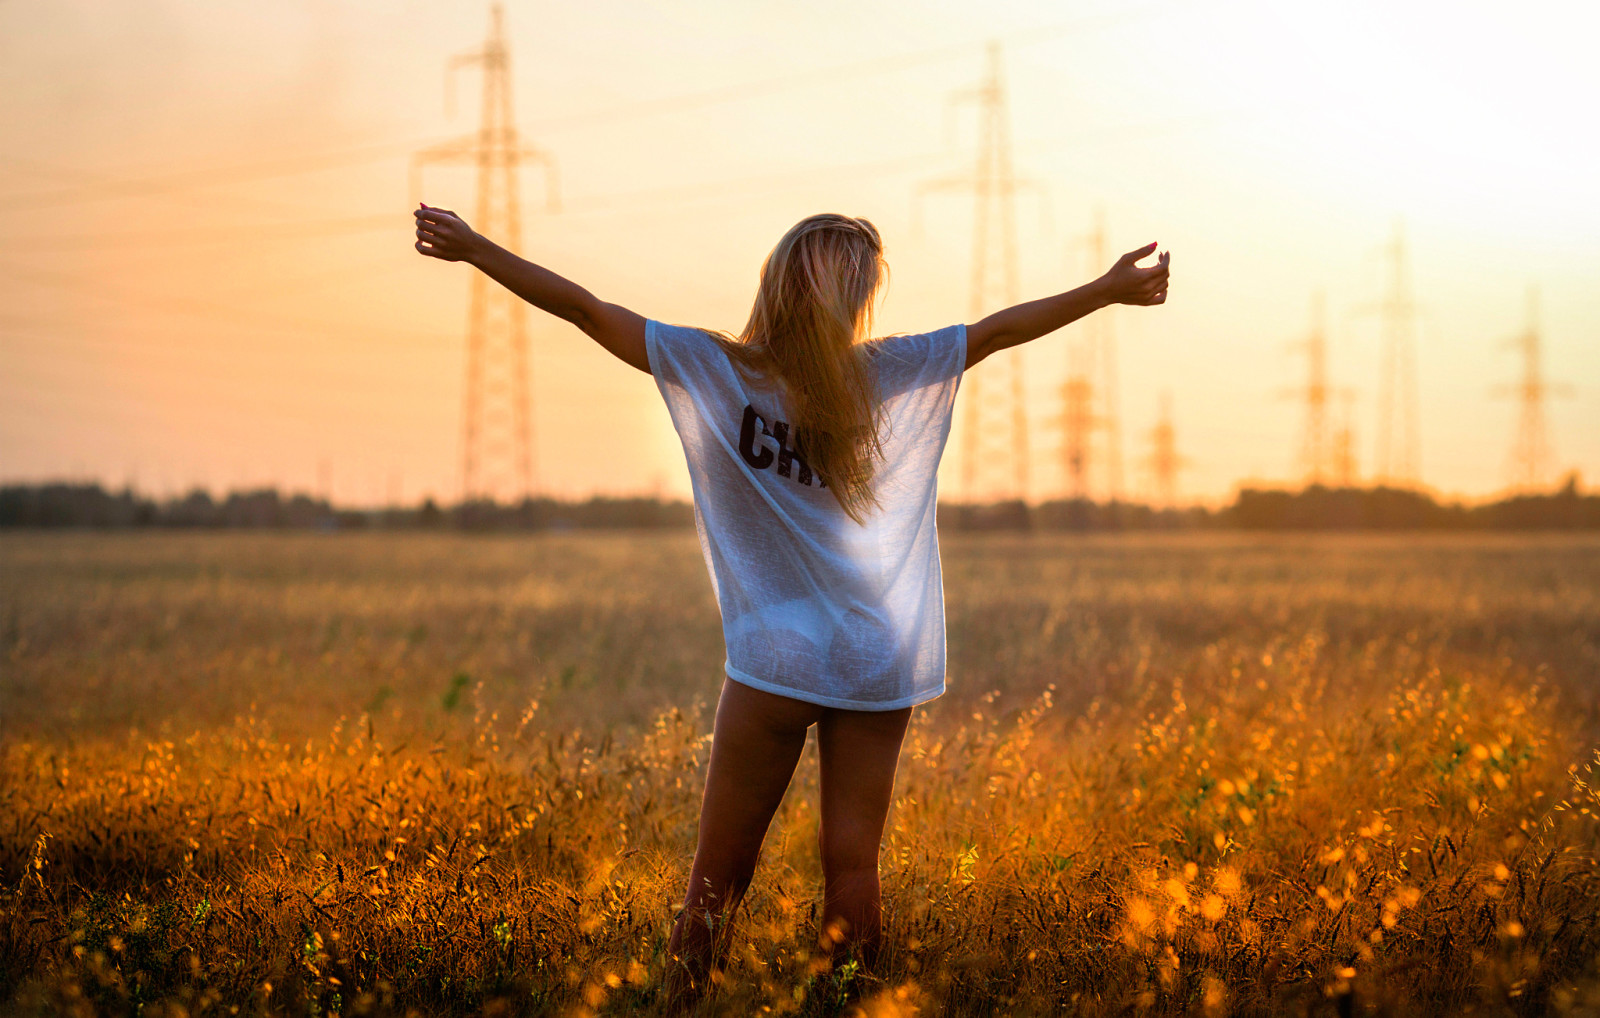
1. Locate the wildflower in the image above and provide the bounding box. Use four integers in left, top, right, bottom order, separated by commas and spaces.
1213, 868, 1242, 897
1126, 896, 1156, 935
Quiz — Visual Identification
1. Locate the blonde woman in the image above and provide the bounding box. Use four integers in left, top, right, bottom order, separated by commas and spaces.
413, 206, 1169, 1004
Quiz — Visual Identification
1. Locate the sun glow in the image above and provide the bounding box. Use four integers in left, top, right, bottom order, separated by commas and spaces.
1147, 0, 1600, 234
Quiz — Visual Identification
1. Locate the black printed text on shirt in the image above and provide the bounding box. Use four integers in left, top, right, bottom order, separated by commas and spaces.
738, 405, 827, 488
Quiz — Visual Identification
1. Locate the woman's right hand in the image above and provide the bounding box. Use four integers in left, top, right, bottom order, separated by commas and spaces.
414, 204, 485, 263
1099, 242, 1170, 306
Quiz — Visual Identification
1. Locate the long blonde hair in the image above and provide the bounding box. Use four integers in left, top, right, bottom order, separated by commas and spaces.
713, 213, 887, 523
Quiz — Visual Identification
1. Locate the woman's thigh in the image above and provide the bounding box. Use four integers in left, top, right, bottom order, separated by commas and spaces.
816, 703, 913, 872
692, 678, 825, 877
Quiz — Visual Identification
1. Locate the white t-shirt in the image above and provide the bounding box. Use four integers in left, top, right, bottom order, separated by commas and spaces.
647, 318, 966, 711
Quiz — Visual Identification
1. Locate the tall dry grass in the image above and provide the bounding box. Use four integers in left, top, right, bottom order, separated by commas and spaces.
2, 531, 1598, 1016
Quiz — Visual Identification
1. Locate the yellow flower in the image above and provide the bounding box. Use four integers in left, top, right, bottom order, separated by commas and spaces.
1126, 896, 1156, 934
1165, 878, 1191, 909
1213, 868, 1243, 897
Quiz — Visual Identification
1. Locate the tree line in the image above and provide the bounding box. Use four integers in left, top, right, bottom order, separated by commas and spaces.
2, 476, 1594, 531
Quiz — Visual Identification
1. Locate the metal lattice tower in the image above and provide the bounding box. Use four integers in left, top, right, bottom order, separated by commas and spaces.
1373, 220, 1421, 487
1285, 292, 1331, 485
920, 42, 1039, 503
1142, 391, 1185, 509
1078, 208, 1123, 500
1331, 389, 1358, 488
1497, 286, 1571, 492
1057, 209, 1123, 502
412, 4, 557, 504
1059, 347, 1096, 500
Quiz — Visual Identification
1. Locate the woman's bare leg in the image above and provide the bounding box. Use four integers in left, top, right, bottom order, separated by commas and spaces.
665, 678, 821, 1006
816, 703, 913, 971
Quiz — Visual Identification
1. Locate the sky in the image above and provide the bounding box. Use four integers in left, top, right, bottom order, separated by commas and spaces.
2, 0, 1597, 507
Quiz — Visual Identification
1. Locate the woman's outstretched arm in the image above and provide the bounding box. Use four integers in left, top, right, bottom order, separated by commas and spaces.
414, 205, 649, 374
965, 241, 1170, 369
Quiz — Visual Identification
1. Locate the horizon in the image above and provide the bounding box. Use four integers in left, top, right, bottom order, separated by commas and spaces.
5, 473, 1590, 516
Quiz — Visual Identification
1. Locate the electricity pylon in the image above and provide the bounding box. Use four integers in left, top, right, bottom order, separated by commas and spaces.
1372, 220, 1421, 487
1069, 208, 1123, 501
919, 41, 1042, 504
1496, 285, 1571, 492
1283, 292, 1331, 485
1330, 389, 1358, 488
1142, 391, 1186, 509
1058, 350, 1097, 500
412, 3, 558, 504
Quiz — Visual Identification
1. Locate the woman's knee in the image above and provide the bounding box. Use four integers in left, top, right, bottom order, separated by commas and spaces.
818, 821, 881, 878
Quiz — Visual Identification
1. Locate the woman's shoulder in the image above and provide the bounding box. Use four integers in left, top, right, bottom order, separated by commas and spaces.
650, 320, 722, 344
863, 325, 967, 397
862, 325, 965, 367
864, 323, 963, 351
649, 321, 735, 363
650, 322, 778, 390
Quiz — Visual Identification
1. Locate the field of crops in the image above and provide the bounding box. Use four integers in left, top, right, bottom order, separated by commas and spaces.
3, 531, 1599, 1016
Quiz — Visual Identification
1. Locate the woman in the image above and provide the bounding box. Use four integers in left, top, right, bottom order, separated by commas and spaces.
413, 206, 1169, 1003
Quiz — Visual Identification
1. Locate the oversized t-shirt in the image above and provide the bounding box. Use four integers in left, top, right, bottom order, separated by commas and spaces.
647, 319, 966, 711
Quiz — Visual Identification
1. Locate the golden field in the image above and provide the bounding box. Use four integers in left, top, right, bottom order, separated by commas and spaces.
2, 531, 1599, 1017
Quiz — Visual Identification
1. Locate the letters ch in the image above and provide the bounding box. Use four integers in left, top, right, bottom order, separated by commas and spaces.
739, 405, 825, 488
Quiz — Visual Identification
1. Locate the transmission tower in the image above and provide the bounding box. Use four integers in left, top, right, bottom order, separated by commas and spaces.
1496, 285, 1572, 492
1056, 208, 1122, 501
1330, 389, 1358, 488
1372, 220, 1421, 487
412, 4, 558, 504
919, 41, 1041, 503
1082, 209, 1123, 499
1142, 391, 1186, 509
1283, 292, 1331, 485
1059, 349, 1097, 500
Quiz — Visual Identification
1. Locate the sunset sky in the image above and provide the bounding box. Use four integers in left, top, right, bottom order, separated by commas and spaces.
3, 0, 1596, 506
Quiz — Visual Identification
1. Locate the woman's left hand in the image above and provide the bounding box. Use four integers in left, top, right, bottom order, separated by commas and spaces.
1098, 242, 1170, 306
414, 205, 484, 263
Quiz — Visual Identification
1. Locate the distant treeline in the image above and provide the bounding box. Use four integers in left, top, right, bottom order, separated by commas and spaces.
2, 477, 1595, 531
0, 484, 694, 531
1227, 478, 1598, 530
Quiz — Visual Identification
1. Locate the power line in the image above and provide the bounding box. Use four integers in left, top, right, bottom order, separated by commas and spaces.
0, 136, 433, 210
3, 7, 1181, 216
19, 214, 396, 252
7, 107, 1224, 252
478, 6, 1168, 135
523, 44, 974, 135
0, 358, 396, 429
566, 149, 940, 216
0, 318, 443, 390
2, 155, 314, 220
0, 257, 444, 346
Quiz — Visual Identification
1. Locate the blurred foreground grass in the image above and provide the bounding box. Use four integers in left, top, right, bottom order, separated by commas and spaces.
2, 531, 1599, 1016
